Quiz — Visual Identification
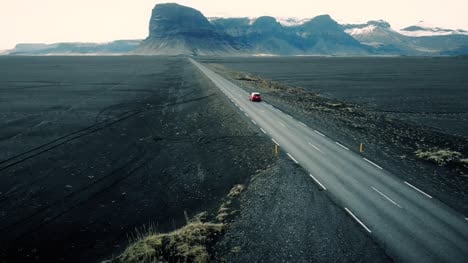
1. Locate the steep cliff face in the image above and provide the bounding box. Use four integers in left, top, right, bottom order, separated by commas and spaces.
148, 3, 214, 38
137, 3, 239, 55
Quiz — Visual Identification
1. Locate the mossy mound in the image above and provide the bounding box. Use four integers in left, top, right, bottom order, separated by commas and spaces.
120, 222, 225, 263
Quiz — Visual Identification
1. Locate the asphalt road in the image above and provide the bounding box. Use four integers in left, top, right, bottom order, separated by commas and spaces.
191, 58, 468, 263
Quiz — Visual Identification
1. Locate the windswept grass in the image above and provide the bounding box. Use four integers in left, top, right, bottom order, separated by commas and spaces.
119, 184, 247, 263
415, 148, 463, 166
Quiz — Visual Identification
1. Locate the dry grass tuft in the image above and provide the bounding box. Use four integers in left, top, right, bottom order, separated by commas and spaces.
228, 184, 245, 198
415, 149, 462, 166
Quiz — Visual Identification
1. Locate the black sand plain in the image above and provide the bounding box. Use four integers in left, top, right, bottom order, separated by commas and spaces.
202, 56, 468, 138
0, 57, 389, 262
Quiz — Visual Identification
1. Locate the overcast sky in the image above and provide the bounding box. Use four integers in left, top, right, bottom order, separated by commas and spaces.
1, 0, 467, 50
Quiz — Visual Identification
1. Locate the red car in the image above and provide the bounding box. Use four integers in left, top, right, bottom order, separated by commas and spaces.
249, 92, 262, 102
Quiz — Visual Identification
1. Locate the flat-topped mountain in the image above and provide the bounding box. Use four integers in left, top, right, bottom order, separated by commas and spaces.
137, 3, 239, 55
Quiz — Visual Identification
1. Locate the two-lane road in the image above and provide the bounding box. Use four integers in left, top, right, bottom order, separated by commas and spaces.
191, 58, 468, 262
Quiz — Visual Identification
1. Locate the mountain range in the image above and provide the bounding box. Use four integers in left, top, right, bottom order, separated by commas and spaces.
4, 3, 468, 56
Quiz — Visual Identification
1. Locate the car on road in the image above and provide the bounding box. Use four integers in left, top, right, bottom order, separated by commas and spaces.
249, 92, 262, 102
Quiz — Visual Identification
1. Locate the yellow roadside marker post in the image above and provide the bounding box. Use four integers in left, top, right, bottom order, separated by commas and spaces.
359, 143, 364, 153
275, 144, 279, 156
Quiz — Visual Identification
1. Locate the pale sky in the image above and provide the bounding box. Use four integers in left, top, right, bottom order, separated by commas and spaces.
1, 0, 467, 50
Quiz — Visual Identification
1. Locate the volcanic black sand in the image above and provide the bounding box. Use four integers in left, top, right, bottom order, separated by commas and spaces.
0, 57, 389, 262
202, 57, 468, 217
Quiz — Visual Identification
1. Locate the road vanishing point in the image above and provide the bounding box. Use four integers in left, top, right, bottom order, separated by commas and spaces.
191, 58, 468, 263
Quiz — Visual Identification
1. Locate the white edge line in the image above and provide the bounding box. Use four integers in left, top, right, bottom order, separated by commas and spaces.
371, 186, 402, 208
345, 208, 372, 233
309, 174, 326, 190
287, 114, 293, 119
363, 158, 383, 170
314, 130, 325, 137
404, 181, 432, 199
260, 128, 266, 134
299, 122, 307, 127
308, 142, 323, 153
251, 119, 257, 125
287, 153, 299, 164
271, 138, 280, 146
335, 142, 350, 151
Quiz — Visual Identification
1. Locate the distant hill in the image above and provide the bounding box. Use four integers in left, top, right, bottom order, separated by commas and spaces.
5, 40, 141, 56
4, 3, 468, 56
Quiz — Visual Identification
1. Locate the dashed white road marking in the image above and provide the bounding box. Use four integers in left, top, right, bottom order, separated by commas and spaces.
308, 142, 323, 153
345, 208, 372, 233
260, 128, 267, 134
287, 153, 299, 164
271, 138, 280, 146
278, 121, 286, 128
404, 181, 432, 199
299, 122, 307, 127
309, 174, 327, 190
363, 158, 383, 170
371, 186, 402, 208
244, 112, 249, 117
465, 217, 468, 221
336, 142, 350, 151
314, 130, 325, 137
235, 103, 239, 107
251, 119, 257, 125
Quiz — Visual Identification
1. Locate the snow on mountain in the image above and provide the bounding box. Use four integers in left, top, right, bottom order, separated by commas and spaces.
345, 25, 377, 36
276, 17, 311, 27
342, 20, 392, 36
399, 21, 468, 37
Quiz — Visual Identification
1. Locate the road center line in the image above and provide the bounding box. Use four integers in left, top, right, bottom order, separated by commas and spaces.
314, 130, 325, 137
404, 181, 432, 199
363, 158, 383, 170
278, 121, 286, 127
260, 128, 267, 134
287, 153, 299, 164
309, 174, 327, 190
371, 186, 402, 208
345, 208, 372, 233
271, 138, 280, 146
251, 119, 257, 125
336, 142, 350, 151
308, 142, 323, 153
